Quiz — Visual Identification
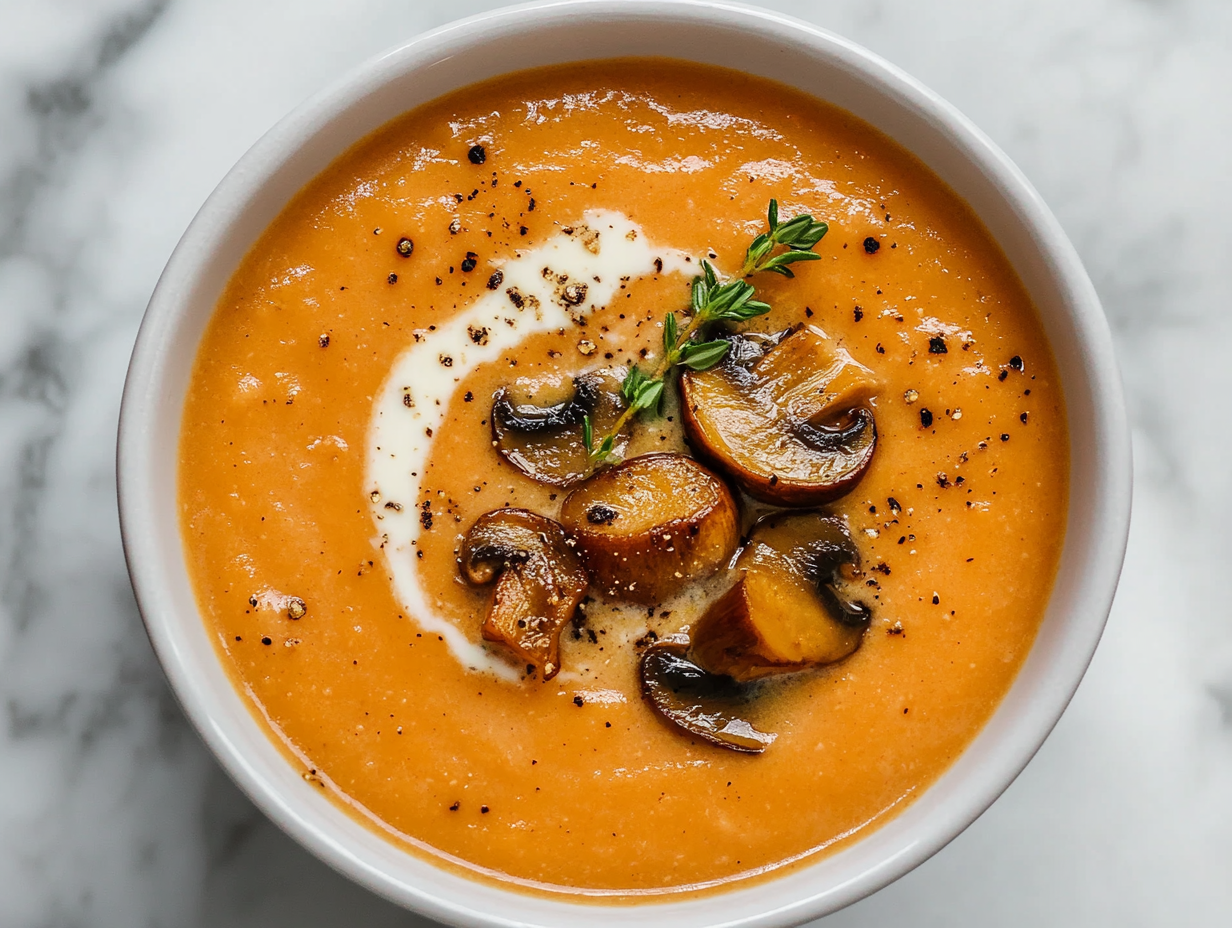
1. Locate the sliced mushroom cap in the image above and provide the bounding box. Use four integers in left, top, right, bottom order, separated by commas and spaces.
559, 453, 739, 605
492, 370, 627, 486
639, 638, 776, 753
690, 511, 871, 682
460, 509, 588, 680
681, 325, 879, 506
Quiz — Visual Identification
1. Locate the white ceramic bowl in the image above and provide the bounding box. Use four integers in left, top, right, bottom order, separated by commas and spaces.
117, 2, 1132, 925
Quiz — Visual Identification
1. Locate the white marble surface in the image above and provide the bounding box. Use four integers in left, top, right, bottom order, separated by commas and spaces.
1, 0, 1230, 924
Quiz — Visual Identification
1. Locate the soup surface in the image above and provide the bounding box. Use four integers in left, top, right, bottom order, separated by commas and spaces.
179, 60, 1068, 898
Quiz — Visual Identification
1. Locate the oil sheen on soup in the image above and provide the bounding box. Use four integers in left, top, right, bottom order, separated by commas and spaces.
179, 60, 1068, 898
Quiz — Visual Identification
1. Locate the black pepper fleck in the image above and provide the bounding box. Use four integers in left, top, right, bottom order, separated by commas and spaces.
928, 336, 947, 354
396, 237, 414, 257
587, 504, 618, 525
920, 408, 934, 428
863, 236, 880, 254
467, 144, 486, 164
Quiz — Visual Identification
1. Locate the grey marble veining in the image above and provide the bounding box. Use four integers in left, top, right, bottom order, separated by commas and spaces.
0, 1, 1229, 925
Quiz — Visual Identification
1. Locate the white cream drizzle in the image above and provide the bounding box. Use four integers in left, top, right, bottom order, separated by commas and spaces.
366, 210, 689, 678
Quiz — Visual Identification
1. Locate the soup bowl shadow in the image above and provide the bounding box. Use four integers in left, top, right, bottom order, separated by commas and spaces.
117, 2, 1132, 926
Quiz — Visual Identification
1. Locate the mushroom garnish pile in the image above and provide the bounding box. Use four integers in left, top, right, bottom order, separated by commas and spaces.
451, 199, 884, 753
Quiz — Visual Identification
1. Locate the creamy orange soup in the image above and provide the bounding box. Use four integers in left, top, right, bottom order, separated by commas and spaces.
179, 60, 1067, 898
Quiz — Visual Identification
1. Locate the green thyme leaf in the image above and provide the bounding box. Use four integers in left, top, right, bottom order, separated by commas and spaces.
632, 379, 665, 413
773, 214, 814, 243
582, 414, 593, 452
759, 248, 823, 277
729, 299, 772, 321
679, 339, 730, 371
743, 234, 774, 272
767, 197, 779, 230
621, 366, 648, 405
663, 311, 679, 356
619, 365, 666, 415
777, 215, 828, 250
703, 279, 757, 318
707, 290, 771, 323
691, 275, 708, 315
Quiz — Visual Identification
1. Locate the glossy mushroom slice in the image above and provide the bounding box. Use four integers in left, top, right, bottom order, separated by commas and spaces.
681, 325, 879, 505
639, 638, 776, 753
559, 453, 739, 605
491, 370, 627, 486
460, 508, 589, 680
690, 511, 871, 682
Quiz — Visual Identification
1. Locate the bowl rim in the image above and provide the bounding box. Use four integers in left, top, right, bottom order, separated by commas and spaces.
117, 1, 1132, 925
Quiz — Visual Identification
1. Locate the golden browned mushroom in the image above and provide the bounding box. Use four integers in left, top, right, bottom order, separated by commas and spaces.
639, 637, 776, 753
559, 453, 739, 605
681, 325, 879, 506
460, 509, 588, 680
491, 370, 627, 486
690, 511, 871, 682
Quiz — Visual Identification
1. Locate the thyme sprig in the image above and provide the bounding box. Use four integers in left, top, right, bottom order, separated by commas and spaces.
582, 199, 828, 470
739, 197, 829, 278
